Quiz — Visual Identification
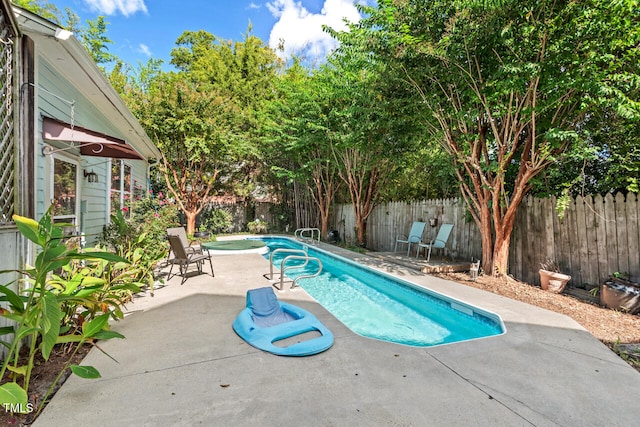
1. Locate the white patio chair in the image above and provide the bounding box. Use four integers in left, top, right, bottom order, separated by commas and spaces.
394, 221, 427, 256
416, 223, 454, 261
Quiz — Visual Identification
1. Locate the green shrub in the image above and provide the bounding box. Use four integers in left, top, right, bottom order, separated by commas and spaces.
247, 218, 268, 234
101, 195, 179, 294
269, 203, 294, 232
0, 210, 131, 415
200, 207, 233, 234
115, 192, 179, 246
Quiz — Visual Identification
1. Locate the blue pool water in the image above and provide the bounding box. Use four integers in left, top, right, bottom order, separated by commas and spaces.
256, 237, 505, 347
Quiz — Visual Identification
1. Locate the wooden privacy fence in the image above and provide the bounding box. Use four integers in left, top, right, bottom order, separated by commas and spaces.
510, 192, 640, 287
330, 192, 640, 287
331, 199, 482, 260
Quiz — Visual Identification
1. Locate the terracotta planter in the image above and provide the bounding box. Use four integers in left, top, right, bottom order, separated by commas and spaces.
539, 269, 571, 293
600, 277, 640, 314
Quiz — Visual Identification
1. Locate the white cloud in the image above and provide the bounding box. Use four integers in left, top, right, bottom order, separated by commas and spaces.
247, 2, 261, 9
266, 0, 363, 62
137, 43, 152, 57
83, 0, 148, 17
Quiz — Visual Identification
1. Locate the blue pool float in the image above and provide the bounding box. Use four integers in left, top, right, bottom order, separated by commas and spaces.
232, 287, 334, 356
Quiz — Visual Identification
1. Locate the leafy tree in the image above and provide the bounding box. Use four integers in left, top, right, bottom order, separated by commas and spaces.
171, 28, 281, 112
261, 59, 342, 237
534, 109, 640, 197
107, 60, 130, 95
125, 30, 280, 234
130, 73, 244, 234
62, 7, 80, 34
79, 16, 116, 66
353, 0, 640, 274
380, 144, 458, 201
319, 26, 419, 246
15, 0, 118, 70
11, 0, 59, 22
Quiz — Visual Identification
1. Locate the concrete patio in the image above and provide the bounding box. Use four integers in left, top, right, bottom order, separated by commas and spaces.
34, 242, 640, 426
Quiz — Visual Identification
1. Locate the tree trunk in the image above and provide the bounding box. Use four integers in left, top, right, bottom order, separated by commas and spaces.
491, 187, 523, 276
479, 209, 494, 275
492, 230, 512, 277
319, 210, 330, 239
185, 211, 197, 235
313, 176, 334, 239
356, 217, 367, 247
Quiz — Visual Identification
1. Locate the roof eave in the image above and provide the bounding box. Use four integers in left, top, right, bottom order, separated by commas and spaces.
12, 5, 161, 161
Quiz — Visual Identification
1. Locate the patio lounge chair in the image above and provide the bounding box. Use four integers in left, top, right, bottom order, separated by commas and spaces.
394, 221, 427, 256
232, 287, 334, 356
166, 226, 202, 255
416, 223, 454, 261
166, 234, 214, 285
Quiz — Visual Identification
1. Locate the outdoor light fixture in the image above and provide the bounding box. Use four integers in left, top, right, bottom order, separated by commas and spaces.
84, 169, 98, 183
54, 29, 73, 41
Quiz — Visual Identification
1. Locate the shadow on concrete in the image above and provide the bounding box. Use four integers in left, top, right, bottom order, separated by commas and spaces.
34, 249, 640, 426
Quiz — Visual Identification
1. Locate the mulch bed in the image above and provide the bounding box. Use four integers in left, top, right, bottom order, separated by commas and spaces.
439, 272, 640, 372
0, 343, 91, 426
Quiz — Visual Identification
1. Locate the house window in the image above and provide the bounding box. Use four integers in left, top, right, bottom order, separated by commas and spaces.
111, 160, 132, 216
51, 156, 79, 230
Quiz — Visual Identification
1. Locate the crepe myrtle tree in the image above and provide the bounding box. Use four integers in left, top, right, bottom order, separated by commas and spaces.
317, 26, 417, 247
134, 73, 244, 234
354, 0, 640, 275
261, 59, 342, 238
128, 29, 280, 234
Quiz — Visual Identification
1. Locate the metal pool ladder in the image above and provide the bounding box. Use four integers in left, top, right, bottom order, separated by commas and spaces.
294, 227, 321, 242
267, 248, 323, 291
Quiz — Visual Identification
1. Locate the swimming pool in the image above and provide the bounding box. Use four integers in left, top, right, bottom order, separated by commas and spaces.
256, 237, 505, 347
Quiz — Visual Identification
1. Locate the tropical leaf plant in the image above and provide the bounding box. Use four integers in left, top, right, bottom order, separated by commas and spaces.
0, 209, 131, 415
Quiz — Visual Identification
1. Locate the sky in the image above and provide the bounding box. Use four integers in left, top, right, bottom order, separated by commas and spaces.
48, 0, 368, 68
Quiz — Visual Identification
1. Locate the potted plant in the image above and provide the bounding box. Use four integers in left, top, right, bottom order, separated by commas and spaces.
539, 260, 571, 293
600, 273, 640, 314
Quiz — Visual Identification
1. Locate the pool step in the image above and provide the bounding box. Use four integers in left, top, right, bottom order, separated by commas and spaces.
366, 252, 470, 274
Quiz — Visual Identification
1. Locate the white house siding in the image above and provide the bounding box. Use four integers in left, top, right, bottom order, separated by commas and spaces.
0, 228, 22, 357
35, 56, 151, 245
78, 159, 110, 245
34, 114, 47, 220
83, 158, 149, 246
131, 162, 148, 198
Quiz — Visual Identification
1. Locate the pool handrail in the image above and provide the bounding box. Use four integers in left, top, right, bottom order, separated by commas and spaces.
277, 255, 323, 291
294, 227, 321, 242
269, 248, 308, 280
258, 236, 505, 345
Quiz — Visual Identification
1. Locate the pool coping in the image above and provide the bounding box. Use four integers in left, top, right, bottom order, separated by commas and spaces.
258, 236, 507, 347
34, 238, 640, 426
